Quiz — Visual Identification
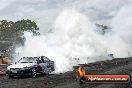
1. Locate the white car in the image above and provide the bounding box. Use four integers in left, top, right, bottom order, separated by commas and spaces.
6, 56, 55, 78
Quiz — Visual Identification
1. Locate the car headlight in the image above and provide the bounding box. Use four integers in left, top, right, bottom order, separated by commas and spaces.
7, 68, 10, 71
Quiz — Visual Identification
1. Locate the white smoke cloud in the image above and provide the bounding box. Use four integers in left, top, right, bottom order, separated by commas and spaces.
15, 9, 111, 73
110, 5, 132, 57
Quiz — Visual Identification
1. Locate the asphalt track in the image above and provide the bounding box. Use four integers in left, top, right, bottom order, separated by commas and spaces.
0, 58, 132, 88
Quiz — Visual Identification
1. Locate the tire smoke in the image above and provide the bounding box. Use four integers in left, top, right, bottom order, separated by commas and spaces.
14, 8, 132, 73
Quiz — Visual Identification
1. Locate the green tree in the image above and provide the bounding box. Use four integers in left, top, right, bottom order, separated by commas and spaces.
14, 19, 39, 35
0, 19, 39, 53
96, 24, 111, 35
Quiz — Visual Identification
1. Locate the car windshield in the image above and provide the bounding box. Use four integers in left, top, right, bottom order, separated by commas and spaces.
18, 57, 37, 63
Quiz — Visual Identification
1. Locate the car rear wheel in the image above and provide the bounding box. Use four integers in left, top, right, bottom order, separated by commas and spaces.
32, 69, 36, 78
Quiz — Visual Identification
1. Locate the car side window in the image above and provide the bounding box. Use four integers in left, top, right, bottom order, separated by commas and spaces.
44, 58, 50, 62
41, 58, 44, 63
39, 56, 51, 63
36, 58, 42, 64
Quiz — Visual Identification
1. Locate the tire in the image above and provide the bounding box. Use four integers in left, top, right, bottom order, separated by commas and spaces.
32, 69, 36, 78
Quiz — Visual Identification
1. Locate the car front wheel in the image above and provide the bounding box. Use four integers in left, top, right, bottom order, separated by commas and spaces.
32, 69, 36, 78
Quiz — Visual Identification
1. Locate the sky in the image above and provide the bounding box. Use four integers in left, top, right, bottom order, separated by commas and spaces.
0, 0, 132, 33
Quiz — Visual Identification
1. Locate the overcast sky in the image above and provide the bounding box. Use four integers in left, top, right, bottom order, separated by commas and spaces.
0, 0, 131, 33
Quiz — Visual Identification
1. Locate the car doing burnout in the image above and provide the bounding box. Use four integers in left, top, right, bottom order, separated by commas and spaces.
6, 56, 55, 78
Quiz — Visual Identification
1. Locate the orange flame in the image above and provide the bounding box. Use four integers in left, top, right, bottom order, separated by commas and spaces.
78, 65, 86, 76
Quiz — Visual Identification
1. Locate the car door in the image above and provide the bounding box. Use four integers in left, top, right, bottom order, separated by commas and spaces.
36, 59, 43, 73
38, 57, 48, 73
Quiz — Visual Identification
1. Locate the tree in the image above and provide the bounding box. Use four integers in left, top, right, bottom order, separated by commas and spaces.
95, 24, 111, 35
13, 19, 39, 35
0, 19, 39, 53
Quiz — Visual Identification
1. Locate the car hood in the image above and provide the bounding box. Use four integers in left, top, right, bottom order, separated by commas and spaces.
7, 63, 36, 69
